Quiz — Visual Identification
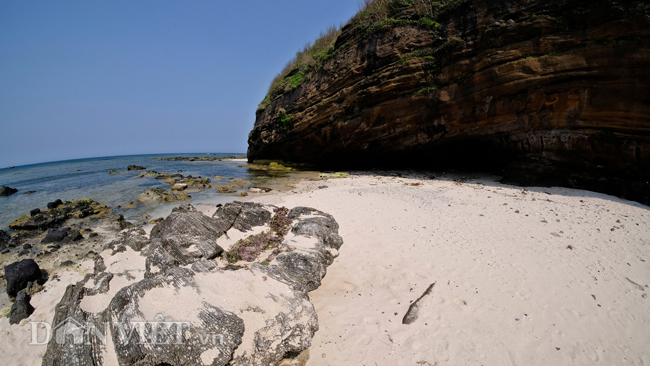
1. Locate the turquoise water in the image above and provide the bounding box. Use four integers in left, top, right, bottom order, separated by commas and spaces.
0, 153, 262, 230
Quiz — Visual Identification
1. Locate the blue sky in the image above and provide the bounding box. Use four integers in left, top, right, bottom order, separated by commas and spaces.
0, 0, 360, 167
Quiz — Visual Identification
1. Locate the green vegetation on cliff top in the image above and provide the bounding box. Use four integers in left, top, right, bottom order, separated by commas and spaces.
257, 0, 470, 111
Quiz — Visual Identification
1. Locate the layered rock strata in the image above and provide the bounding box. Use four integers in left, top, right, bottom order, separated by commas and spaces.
249, 0, 650, 203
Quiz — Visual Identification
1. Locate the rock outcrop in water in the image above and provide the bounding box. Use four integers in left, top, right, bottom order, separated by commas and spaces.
0, 186, 18, 197
136, 187, 191, 202
9, 199, 111, 231
42, 202, 343, 366
248, 0, 650, 203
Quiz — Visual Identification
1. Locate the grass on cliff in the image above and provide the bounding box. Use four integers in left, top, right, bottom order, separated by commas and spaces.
259, 25, 342, 110
258, 0, 469, 110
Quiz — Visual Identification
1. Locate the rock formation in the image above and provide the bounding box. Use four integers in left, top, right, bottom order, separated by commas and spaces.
9, 289, 35, 325
248, 0, 650, 204
9, 199, 111, 231
0, 186, 18, 196
4, 258, 44, 298
136, 188, 191, 202
42, 202, 343, 366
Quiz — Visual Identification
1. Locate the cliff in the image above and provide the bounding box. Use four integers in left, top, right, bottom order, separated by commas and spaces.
248, 0, 650, 204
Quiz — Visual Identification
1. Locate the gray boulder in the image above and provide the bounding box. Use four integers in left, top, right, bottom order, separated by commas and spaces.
42, 202, 343, 366
9, 289, 35, 324
212, 201, 273, 231
0, 186, 18, 196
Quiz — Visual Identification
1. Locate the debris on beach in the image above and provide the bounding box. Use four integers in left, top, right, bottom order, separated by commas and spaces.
402, 282, 436, 325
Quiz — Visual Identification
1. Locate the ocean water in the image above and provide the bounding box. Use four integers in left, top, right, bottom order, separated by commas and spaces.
0, 153, 295, 230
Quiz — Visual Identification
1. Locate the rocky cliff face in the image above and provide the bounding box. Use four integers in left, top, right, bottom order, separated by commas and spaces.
248, 0, 650, 204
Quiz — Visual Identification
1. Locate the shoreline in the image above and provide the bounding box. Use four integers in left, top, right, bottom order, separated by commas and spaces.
1, 171, 649, 365
254, 171, 650, 365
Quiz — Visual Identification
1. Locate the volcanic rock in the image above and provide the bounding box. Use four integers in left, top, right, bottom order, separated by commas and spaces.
0, 186, 18, 196
136, 188, 191, 202
216, 184, 237, 193
5, 259, 44, 297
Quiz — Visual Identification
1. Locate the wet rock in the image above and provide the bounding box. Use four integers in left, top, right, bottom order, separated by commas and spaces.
10, 199, 109, 231
228, 178, 251, 189
0, 186, 18, 196
136, 170, 184, 180
127, 165, 146, 171
174, 176, 212, 188
122, 201, 137, 208
108, 170, 120, 174
9, 290, 35, 324
30, 208, 41, 216
136, 188, 191, 202
47, 199, 63, 209
217, 184, 237, 193
171, 183, 188, 191
5, 259, 44, 297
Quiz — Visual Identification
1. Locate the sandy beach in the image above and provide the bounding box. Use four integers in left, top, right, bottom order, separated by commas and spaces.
1, 171, 649, 365
255, 172, 650, 365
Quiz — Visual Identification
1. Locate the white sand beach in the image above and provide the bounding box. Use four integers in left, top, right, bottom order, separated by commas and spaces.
256, 172, 650, 365
1, 172, 648, 365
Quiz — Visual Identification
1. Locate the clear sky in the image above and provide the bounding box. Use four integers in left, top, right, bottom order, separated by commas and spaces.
0, 0, 360, 167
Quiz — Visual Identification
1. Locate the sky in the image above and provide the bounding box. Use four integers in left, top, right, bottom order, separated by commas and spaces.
0, 0, 361, 167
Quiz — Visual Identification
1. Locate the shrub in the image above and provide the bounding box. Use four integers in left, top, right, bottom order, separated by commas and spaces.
260, 0, 470, 106
266, 25, 342, 97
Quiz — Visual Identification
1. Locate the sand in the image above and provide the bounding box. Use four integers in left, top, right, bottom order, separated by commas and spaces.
255, 172, 650, 365
1, 171, 648, 365
0, 264, 93, 365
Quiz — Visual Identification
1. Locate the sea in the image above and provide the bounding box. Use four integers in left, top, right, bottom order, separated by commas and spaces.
0, 153, 298, 231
